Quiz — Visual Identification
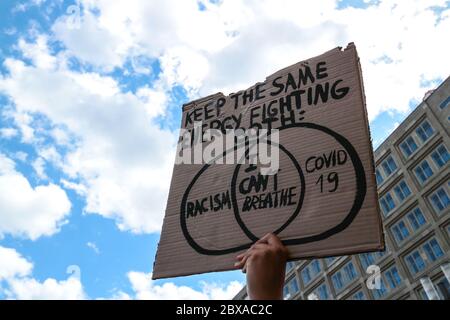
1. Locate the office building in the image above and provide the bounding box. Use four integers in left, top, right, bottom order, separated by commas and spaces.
234, 76, 450, 300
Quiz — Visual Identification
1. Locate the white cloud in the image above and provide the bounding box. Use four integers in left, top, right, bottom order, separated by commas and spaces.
4, 27, 18, 36
201, 280, 245, 300
0, 127, 18, 138
51, 127, 71, 146
18, 35, 57, 70
125, 271, 243, 300
32, 157, 47, 180
0, 245, 86, 300
0, 154, 71, 240
136, 84, 169, 118
60, 178, 87, 196
6, 276, 86, 300
86, 241, 100, 254
52, 9, 132, 70
10, 111, 36, 143
13, 151, 28, 162
1, 0, 449, 237
0, 37, 176, 234
109, 290, 132, 300
53, 0, 450, 120
0, 246, 33, 281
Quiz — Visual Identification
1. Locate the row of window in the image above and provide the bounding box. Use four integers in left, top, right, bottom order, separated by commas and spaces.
309, 264, 402, 300
372, 265, 403, 299
377, 142, 448, 190
404, 237, 445, 275
390, 207, 427, 245
376, 116, 448, 188
283, 277, 300, 299
418, 277, 450, 300
399, 119, 435, 159
291, 251, 388, 295
380, 178, 449, 218
307, 283, 330, 300
286, 256, 338, 276
379, 179, 412, 216
376, 155, 398, 185
377, 119, 434, 186
284, 260, 356, 298
301, 260, 321, 285
285, 235, 446, 299
331, 261, 358, 293
429, 182, 450, 214
439, 95, 450, 109
353, 270, 450, 300
359, 251, 387, 271
298, 264, 450, 300
413, 143, 448, 185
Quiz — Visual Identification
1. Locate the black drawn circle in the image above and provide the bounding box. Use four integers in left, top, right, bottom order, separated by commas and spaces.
179, 122, 366, 255
180, 162, 252, 255
230, 142, 305, 242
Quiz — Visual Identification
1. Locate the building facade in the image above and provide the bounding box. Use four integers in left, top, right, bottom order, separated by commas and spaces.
234, 76, 450, 300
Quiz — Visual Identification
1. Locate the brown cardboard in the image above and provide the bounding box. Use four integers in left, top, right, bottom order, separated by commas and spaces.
152, 43, 384, 279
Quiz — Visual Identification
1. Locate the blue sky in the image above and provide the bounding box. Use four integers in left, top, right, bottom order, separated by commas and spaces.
0, 0, 448, 299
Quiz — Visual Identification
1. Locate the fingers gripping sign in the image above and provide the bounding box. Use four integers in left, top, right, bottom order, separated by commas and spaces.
235, 233, 289, 300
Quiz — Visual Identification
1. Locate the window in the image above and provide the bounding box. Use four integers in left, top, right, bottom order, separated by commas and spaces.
332, 262, 358, 292
385, 266, 402, 289
352, 290, 365, 300
375, 169, 384, 185
422, 238, 444, 262
301, 267, 311, 285
331, 272, 344, 290
290, 277, 300, 293
400, 136, 418, 158
394, 180, 411, 202
371, 267, 402, 299
418, 288, 428, 300
429, 187, 450, 214
359, 253, 376, 270
311, 260, 321, 274
372, 278, 388, 299
418, 278, 450, 300
344, 262, 357, 280
286, 261, 295, 272
325, 257, 336, 267
381, 156, 397, 177
391, 207, 427, 246
439, 96, 450, 109
376, 249, 387, 259
380, 192, 396, 216
414, 160, 434, 184
283, 286, 290, 299
405, 250, 426, 274
415, 120, 434, 142
405, 238, 444, 275
359, 251, 387, 271
431, 145, 449, 168
284, 277, 299, 299
316, 283, 329, 300
391, 220, 410, 243
436, 278, 450, 300
301, 260, 321, 286
407, 207, 426, 230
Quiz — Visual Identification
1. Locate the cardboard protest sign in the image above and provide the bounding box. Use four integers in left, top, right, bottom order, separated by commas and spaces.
152, 43, 384, 279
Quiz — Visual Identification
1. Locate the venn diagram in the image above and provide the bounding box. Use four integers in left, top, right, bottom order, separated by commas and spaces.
180, 122, 367, 255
